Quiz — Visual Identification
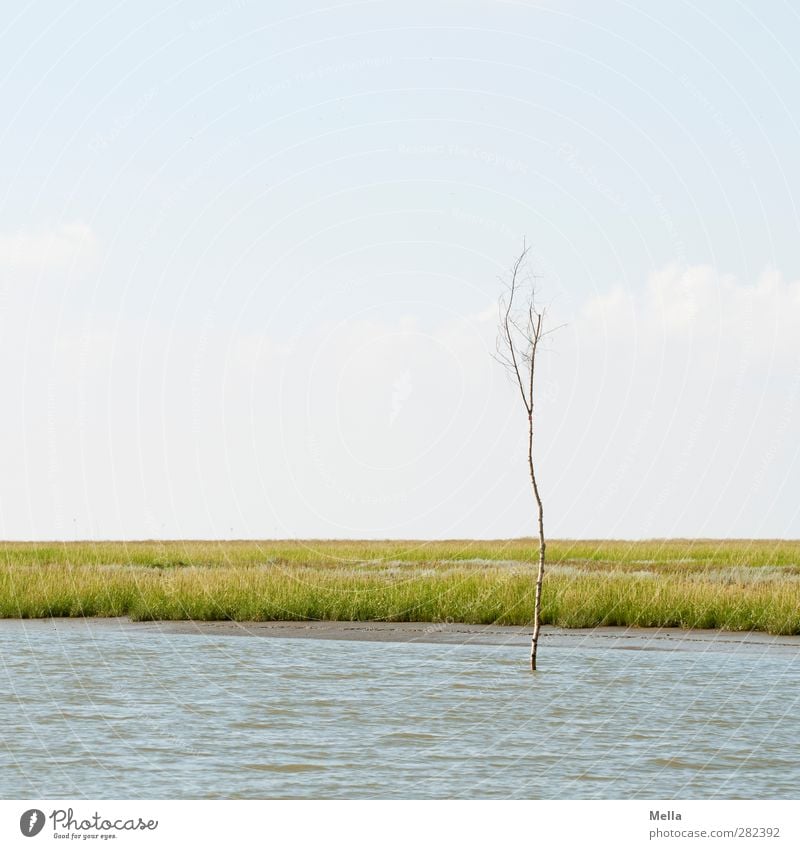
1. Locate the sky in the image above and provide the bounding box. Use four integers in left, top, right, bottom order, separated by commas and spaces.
1, 0, 799, 540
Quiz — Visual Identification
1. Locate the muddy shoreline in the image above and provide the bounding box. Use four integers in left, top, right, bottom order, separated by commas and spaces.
4, 617, 800, 653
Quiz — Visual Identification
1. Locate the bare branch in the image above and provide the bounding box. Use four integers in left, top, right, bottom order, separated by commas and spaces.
498, 244, 533, 414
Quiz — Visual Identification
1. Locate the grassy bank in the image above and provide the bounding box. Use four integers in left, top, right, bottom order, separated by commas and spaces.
2, 539, 799, 634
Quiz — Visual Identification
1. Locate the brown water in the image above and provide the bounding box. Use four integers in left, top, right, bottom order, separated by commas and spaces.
1, 618, 797, 798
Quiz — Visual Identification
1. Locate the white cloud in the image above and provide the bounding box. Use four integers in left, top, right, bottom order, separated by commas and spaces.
1, 262, 798, 539
545, 264, 800, 538
576, 263, 800, 363
0, 221, 99, 276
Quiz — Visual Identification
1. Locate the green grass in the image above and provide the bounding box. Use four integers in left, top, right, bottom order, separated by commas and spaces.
1, 539, 799, 634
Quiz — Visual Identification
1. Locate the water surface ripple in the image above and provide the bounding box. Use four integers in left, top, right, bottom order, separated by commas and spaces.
1, 619, 797, 799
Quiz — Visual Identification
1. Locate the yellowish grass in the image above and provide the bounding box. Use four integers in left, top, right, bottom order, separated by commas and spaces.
2, 540, 798, 634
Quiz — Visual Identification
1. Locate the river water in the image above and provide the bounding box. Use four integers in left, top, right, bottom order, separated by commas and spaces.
1, 619, 797, 799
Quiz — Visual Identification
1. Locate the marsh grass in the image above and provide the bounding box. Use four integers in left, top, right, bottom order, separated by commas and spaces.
1, 540, 799, 634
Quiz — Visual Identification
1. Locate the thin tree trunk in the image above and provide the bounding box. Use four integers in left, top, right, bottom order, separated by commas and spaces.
528, 411, 546, 671
496, 246, 551, 671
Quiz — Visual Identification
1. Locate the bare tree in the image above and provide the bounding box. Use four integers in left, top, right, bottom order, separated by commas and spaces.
495, 242, 556, 671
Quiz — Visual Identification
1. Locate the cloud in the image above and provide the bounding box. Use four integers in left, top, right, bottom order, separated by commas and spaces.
575, 263, 800, 366
0, 221, 99, 276
1, 261, 798, 539
544, 264, 800, 538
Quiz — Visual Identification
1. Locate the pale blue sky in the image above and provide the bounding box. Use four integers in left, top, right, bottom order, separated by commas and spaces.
1, 1, 799, 539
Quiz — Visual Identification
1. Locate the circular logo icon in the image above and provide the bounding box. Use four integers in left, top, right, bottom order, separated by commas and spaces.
19, 809, 46, 837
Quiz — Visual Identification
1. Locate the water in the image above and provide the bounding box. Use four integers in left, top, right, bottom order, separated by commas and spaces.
1, 619, 798, 799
